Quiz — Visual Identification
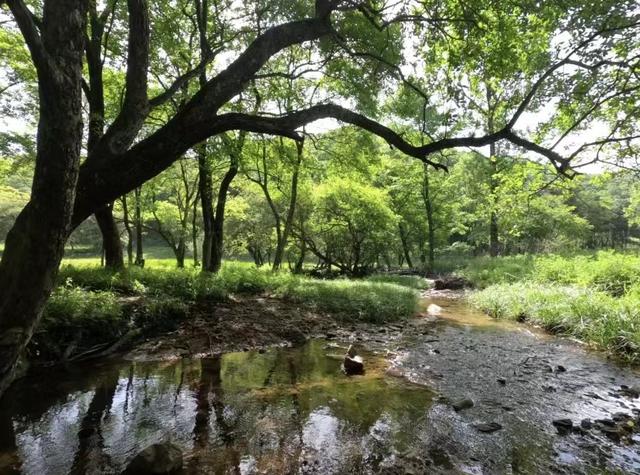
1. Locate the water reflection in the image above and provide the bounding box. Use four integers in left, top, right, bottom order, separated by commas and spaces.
0, 341, 434, 474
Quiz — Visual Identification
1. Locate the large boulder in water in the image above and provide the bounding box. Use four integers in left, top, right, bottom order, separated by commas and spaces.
123, 442, 183, 474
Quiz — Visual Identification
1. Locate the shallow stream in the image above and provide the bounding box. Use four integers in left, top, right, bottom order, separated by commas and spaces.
1, 295, 639, 474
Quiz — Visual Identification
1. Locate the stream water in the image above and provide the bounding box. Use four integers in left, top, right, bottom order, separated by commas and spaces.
1, 296, 639, 474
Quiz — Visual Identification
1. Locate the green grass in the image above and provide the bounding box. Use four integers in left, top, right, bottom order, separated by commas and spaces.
282, 278, 419, 323
469, 282, 640, 361
457, 251, 640, 294
37, 261, 420, 360
364, 274, 431, 289
56, 262, 420, 322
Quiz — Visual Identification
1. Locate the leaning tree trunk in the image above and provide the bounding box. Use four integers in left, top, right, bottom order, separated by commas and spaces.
95, 204, 124, 269
0, 1, 87, 398
210, 160, 238, 273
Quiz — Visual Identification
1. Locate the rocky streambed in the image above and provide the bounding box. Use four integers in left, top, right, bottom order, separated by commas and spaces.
0, 291, 639, 474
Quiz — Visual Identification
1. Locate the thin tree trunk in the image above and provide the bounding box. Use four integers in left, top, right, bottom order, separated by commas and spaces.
0, 1, 88, 397
210, 160, 238, 273
198, 143, 214, 270
192, 189, 199, 267
398, 222, 413, 268
273, 141, 303, 270
422, 164, 435, 272
134, 187, 144, 266
175, 240, 186, 268
487, 86, 500, 257
122, 195, 134, 265
293, 240, 306, 273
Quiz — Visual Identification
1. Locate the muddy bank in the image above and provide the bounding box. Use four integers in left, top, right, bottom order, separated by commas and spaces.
123, 295, 417, 361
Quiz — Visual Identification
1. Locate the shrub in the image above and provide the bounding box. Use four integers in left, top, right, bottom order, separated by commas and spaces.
131, 298, 189, 334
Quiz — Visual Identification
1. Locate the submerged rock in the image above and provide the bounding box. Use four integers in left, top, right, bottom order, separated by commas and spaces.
123, 442, 183, 474
452, 398, 474, 412
343, 345, 364, 375
427, 304, 442, 316
472, 422, 502, 433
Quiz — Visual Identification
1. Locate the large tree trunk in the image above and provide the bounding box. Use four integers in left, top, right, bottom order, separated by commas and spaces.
95, 204, 124, 269
0, 1, 87, 398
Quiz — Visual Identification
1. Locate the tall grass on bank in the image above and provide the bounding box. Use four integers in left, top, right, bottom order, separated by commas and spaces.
56, 263, 422, 322
459, 251, 640, 295
469, 282, 640, 360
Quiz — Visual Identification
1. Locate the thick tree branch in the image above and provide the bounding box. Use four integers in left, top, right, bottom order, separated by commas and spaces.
5, 0, 47, 74
99, 0, 150, 154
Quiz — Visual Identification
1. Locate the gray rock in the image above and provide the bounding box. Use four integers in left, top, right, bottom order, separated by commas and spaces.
552, 419, 573, 435
452, 398, 474, 412
472, 422, 502, 433
123, 442, 183, 474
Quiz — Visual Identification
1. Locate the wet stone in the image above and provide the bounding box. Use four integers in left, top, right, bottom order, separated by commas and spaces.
580, 419, 592, 430
452, 398, 474, 412
472, 422, 503, 433
552, 419, 573, 435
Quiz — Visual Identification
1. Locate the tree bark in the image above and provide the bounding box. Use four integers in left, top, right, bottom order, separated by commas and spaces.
198, 143, 214, 270
0, 0, 87, 397
273, 140, 303, 270
134, 187, 144, 266
95, 204, 124, 269
487, 86, 500, 257
422, 164, 435, 273
210, 159, 238, 273
122, 195, 134, 265
398, 222, 413, 269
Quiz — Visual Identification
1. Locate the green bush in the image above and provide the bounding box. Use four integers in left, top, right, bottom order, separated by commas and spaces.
35, 286, 125, 359
131, 298, 189, 334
